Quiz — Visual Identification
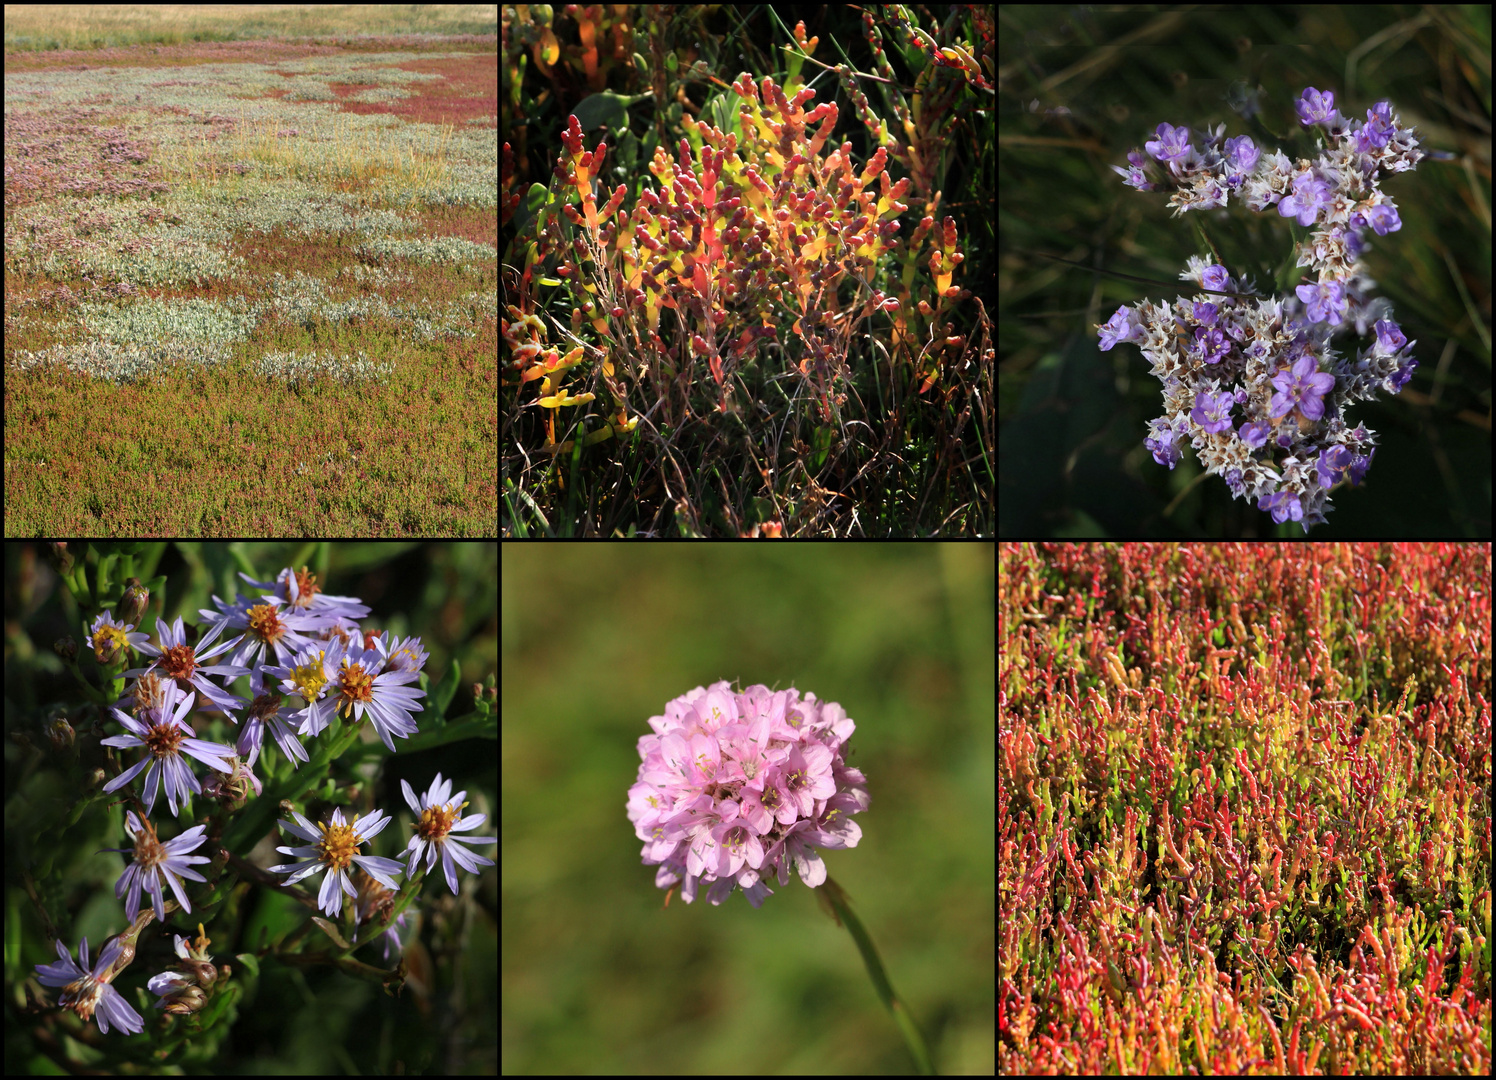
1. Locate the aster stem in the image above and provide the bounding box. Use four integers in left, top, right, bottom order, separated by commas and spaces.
819, 876, 934, 1074
340, 876, 424, 958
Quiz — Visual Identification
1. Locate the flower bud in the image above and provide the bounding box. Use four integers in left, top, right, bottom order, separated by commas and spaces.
116, 577, 149, 625
46, 714, 76, 753
162, 985, 209, 1015
53, 635, 78, 664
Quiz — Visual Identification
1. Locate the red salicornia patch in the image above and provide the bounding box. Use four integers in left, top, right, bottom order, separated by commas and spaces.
1000, 542, 1492, 1074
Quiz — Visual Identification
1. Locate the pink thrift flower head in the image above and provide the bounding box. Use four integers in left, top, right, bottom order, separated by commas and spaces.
627, 681, 870, 907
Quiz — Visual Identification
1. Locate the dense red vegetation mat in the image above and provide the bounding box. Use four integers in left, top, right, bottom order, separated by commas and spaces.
1000, 543, 1491, 1074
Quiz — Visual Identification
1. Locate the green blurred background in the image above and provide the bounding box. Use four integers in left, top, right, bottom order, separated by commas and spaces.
5, 541, 497, 1073
501, 544, 995, 1074
999, 5, 1492, 536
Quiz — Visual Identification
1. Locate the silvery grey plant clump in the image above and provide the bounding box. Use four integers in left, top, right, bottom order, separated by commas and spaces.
252, 349, 396, 387
356, 234, 499, 266
7, 340, 177, 384
1098, 87, 1425, 532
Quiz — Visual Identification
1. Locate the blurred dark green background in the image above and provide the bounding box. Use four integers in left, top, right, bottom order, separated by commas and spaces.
501, 545, 995, 1074
5, 541, 497, 1074
999, 5, 1492, 536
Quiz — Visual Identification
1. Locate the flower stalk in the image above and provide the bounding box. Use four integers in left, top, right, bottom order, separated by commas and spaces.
818, 875, 933, 1075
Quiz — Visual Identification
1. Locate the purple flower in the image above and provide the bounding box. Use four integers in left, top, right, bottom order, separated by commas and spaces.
1358, 202, 1402, 235
1098, 306, 1140, 351
1374, 319, 1409, 354
33, 936, 144, 1035
237, 566, 371, 623
126, 615, 251, 715
399, 773, 496, 894
101, 680, 238, 815
1259, 489, 1305, 527
1357, 101, 1396, 149
1240, 421, 1272, 450
1278, 171, 1335, 226
1296, 280, 1347, 325
277, 634, 425, 750
236, 680, 308, 770
1270, 355, 1336, 421
627, 681, 869, 907
1194, 325, 1230, 364
1105, 84, 1425, 530
88, 611, 149, 666
1200, 264, 1233, 294
269, 807, 404, 917
1144, 122, 1192, 163
1318, 444, 1355, 487
1295, 87, 1340, 127
1192, 389, 1236, 434
1145, 420, 1182, 469
198, 591, 335, 674
325, 636, 426, 752
101, 811, 212, 924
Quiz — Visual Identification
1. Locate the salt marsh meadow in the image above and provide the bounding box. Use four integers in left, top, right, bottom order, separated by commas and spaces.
3, 5, 498, 536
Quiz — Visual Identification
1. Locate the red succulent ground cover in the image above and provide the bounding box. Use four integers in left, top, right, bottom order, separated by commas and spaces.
999, 543, 1492, 1074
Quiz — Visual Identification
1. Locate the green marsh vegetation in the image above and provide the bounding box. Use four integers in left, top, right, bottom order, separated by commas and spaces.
3, 9, 497, 536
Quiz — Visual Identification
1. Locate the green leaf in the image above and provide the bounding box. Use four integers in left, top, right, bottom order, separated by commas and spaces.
311, 917, 352, 949
572, 91, 649, 137
431, 658, 461, 719
811, 425, 835, 470
703, 91, 743, 141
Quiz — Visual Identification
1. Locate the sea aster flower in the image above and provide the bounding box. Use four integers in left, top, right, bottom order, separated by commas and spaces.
322, 636, 426, 752
126, 615, 251, 715
102, 681, 238, 815
269, 807, 404, 917
101, 811, 212, 924
233, 673, 309, 770
237, 566, 371, 623
88, 611, 149, 666
399, 773, 496, 894
33, 936, 145, 1035
626, 681, 870, 907
198, 590, 337, 673
262, 641, 337, 736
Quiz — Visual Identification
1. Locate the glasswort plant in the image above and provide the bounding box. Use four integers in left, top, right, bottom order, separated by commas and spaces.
1097, 87, 1425, 532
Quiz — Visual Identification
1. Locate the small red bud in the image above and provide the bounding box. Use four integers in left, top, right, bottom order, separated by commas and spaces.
611, 306, 626, 318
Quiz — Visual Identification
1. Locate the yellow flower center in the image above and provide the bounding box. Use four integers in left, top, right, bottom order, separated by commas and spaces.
317, 819, 360, 872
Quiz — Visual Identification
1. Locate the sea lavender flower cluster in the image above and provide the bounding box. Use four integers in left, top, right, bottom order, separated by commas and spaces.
1098, 87, 1425, 531
627, 680, 870, 907
28, 548, 498, 1041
